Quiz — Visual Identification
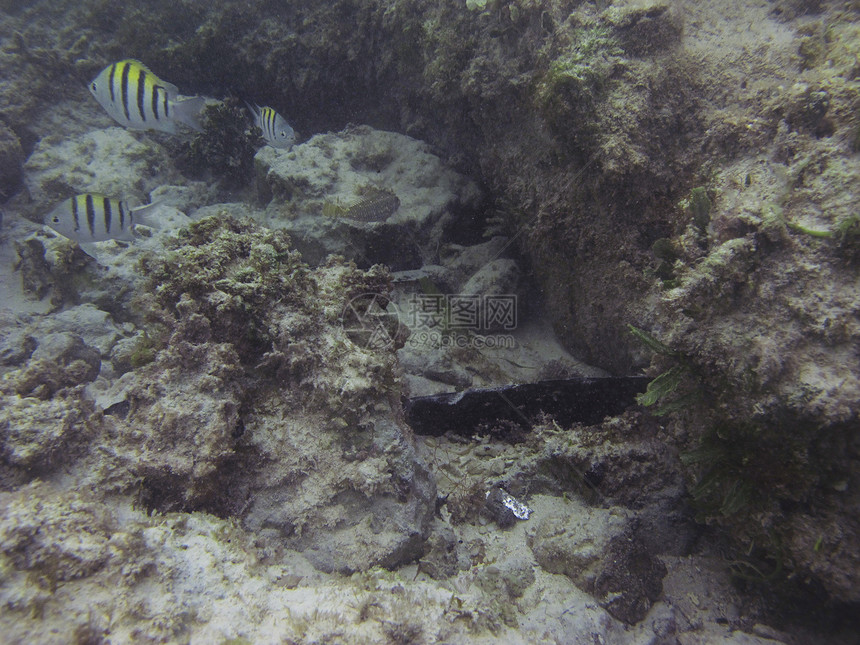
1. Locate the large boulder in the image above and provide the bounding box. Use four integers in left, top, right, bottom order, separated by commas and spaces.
254, 125, 482, 269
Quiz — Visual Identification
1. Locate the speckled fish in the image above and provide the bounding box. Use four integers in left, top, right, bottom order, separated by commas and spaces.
322, 189, 401, 223
45, 194, 158, 243
245, 101, 296, 149
89, 59, 205, 133
345, 190, 400, 222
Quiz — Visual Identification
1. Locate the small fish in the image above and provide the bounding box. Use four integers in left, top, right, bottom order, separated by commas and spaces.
322, 189, 401, 223
89, 59, 205, 133
245, 101, 295, 149
45, 194, 158, 243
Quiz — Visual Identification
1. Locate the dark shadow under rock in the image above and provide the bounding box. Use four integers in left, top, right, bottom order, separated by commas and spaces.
592, 533, 668, 625
404, 377, 649, 437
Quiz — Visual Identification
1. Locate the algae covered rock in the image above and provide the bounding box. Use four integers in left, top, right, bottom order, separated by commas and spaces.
649, 140, 860, 603
23, 127, 177, 207
139, 215, 309, 361
527, 502, 628, 586
0, 122, 23, 201
527, 499, 666, 625
8, 332, 100, 399
100, 215, 437, 571
0, 481, 115, 584
240, 258, 435, 572
0, 389, 99, 471
0, 327, 107, 474
104, 338, 245, 510
601, 1, 683, 57
0, 311, 37, 370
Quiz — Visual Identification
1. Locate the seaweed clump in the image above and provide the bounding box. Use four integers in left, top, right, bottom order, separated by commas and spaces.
534, 21, 622, 149
174, 99, 259, 189
138, 215, 309, 362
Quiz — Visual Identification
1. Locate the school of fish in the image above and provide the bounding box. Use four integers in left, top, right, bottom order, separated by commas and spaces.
46, 58, 297, 243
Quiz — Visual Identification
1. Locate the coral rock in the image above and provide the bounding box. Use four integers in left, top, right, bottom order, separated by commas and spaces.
0, 122, 23, 201
11, 332, 100, 398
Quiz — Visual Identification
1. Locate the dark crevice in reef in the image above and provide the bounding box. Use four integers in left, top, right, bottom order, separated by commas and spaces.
405, 376, 649, 437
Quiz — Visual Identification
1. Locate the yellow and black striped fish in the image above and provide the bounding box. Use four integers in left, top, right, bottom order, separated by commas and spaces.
89, 59, 205, 133
245, 101, 296, 149
45, 194, 158, 243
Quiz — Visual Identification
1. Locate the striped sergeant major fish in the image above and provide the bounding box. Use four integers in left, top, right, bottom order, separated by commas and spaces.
245, 101, 296, 149
89, 59, 205, 133
45, 194, 159, 243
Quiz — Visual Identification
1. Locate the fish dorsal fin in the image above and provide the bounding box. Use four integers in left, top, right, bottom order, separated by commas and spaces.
118, 59, 179, 95
243, 100, 261, 119
118, 58, 152, 72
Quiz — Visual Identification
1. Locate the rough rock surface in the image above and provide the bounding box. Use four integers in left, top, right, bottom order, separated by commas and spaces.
15, 332, 99, 394
0, 122, 23, 201
528, 505, 667, 625
0, 0, 858, 640
23, 127, 179, 206
100, 216, 436, 572
103, 338, 245, 509
0, 481, 115, 583
3, 202, 438, 575
0, 389, 99, 472
255, 125, 482, 269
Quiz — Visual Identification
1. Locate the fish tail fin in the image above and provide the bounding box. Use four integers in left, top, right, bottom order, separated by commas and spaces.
129, 200, 164, 229
172, 96, 207, 132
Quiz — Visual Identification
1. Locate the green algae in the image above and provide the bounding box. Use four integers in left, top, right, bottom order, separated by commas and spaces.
627, 324, 675, 357
778, 208, 860, 258
628, 325, 697, 416
146, 216, 304, 307
635, 365, 686, 409
138, 215, 308, 361
785, 219, 833, 238
687, 187, 712, 232
128, 332, 161, 368
680, 421, 812, 526
834, 213, 860, 247
534, 22, 621, 143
